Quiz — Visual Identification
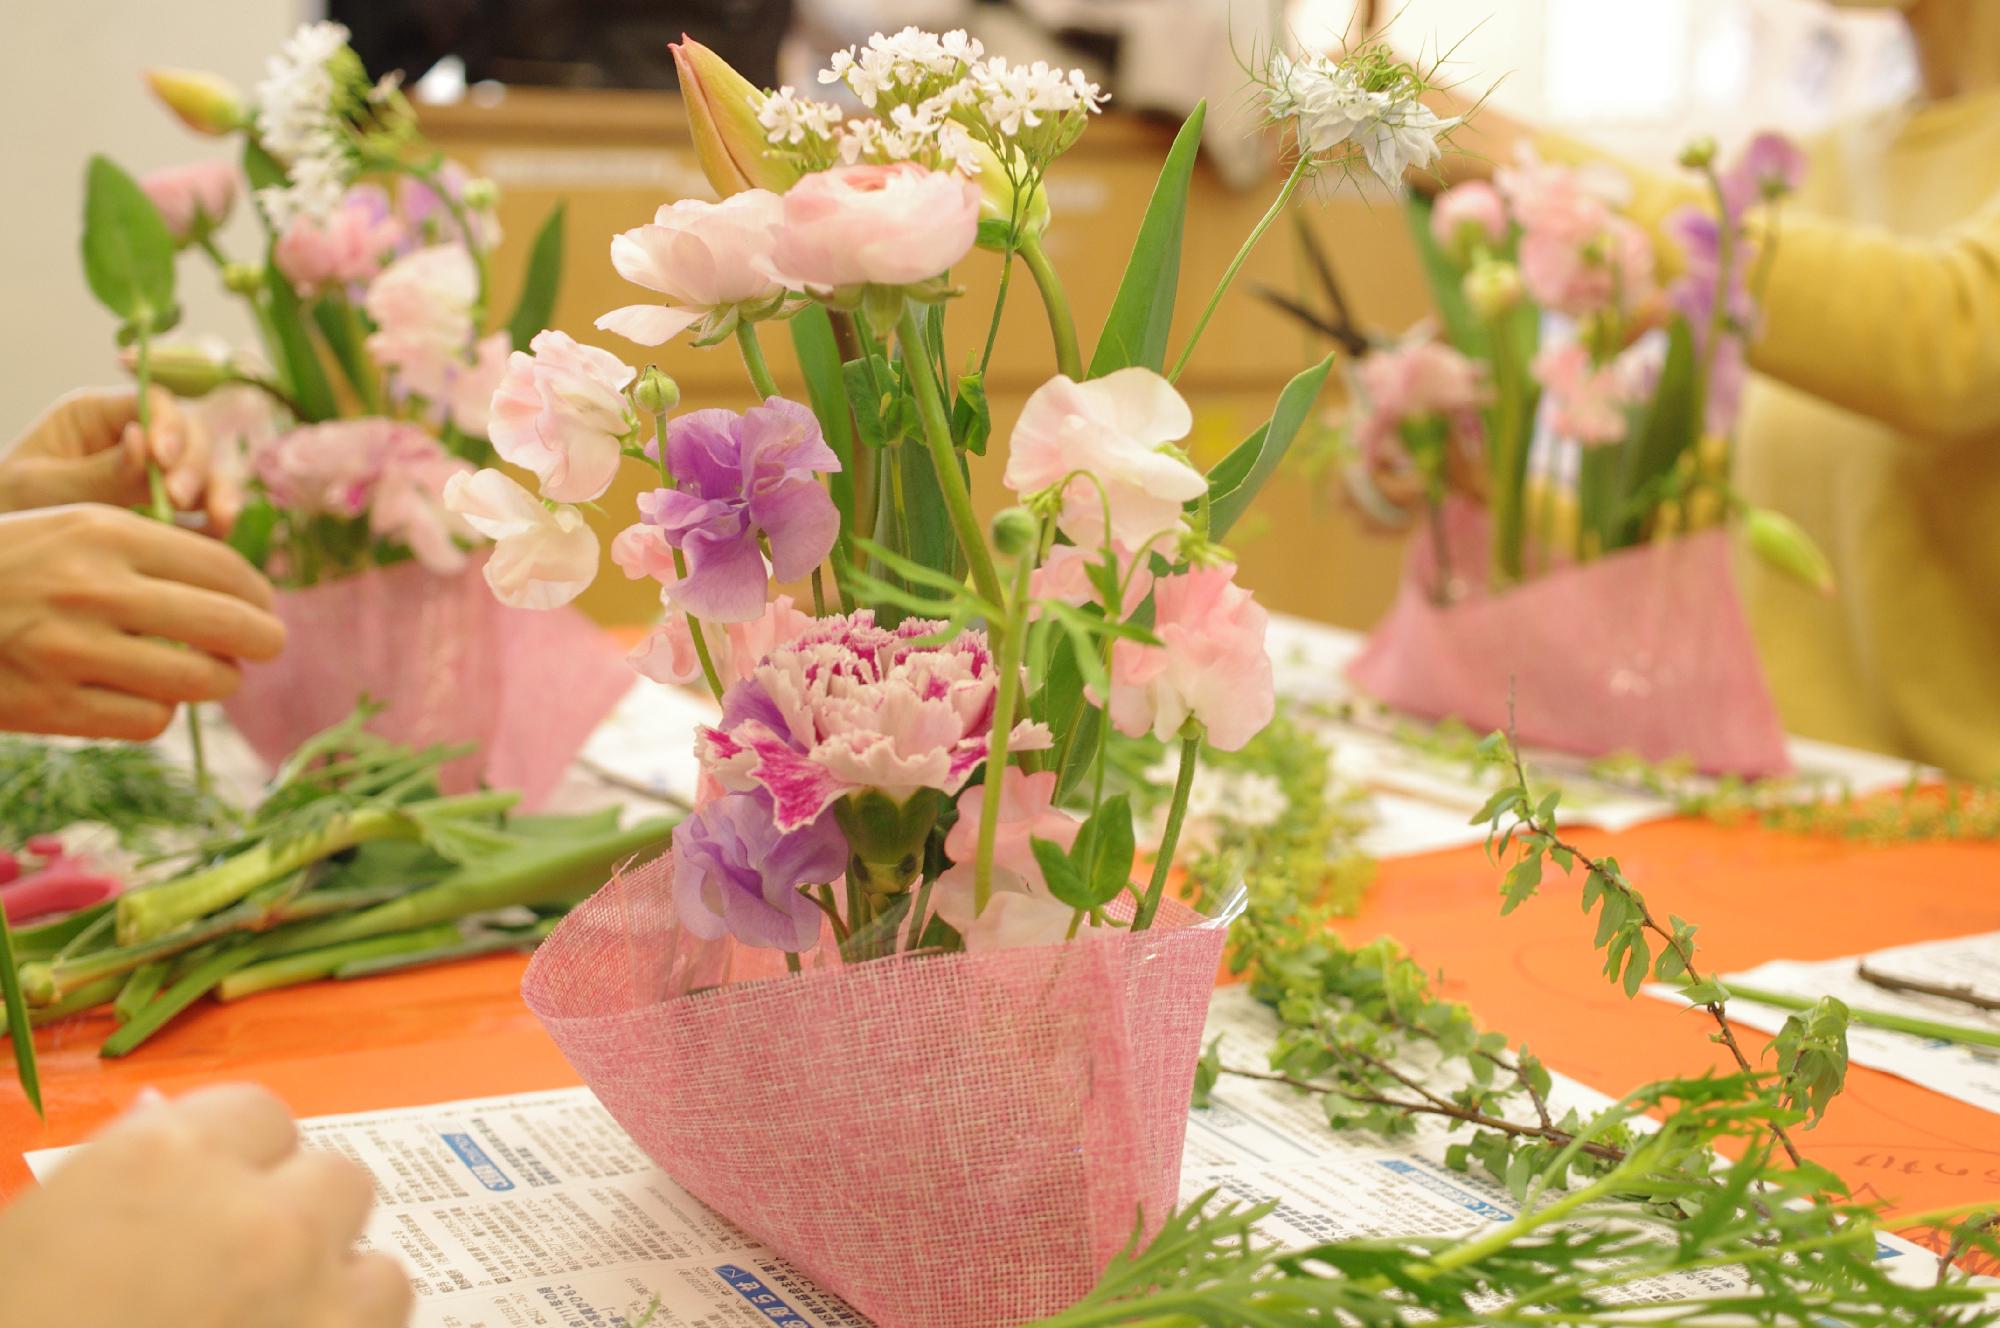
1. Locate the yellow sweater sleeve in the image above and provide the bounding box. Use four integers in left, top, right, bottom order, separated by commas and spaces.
1749, 196, 2000, 445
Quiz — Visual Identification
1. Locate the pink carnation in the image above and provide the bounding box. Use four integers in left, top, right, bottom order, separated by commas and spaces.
274, 186, 404, 296
1353, 334, 1490, 471
697, 611, 1053, 832
1106, 564, 1273, 753
253, 418, 397, 517
369, 432, 477, 574
140, 160, 237, 244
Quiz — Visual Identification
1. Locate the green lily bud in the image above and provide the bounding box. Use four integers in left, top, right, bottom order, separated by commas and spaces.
1745, 508, 1834, 597
634, 367, 681, 417
145, 68, 246, 137
120, 343, 234, 398
671, 37, 803, 198
990, 506, 1039, 559
221, 262, 266, 297
1678, 137, 1718, 171
972, 143, 1050, 253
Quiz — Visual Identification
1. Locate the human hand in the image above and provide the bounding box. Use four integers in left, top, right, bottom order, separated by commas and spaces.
0, 388, 240, 531
0, 1085, 412, 1328
0, 505, 285, 740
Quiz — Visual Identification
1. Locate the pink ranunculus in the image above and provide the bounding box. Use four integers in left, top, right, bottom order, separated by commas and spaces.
928, 768, 1089, 951
629, 591, 814, 688
1430, 180, 1508, 257
596, 190, 791, 347
611, 522, 679, 583
1106, 564, 1274, 753
1533, 342, 1637, 447
696, 611, 1053, 832
442, 468, 600, 609
1003, 368, 1206, 551
370, 432, 478, 574
140, 160, 237, 245
253, 417, 397, 517
364, 244, 479, 402
487, 330, 637, 503
761, 162, 980, 292
1029, 541, 1154, 620
1353, 333, 1490, 472
273, 186, 404, 296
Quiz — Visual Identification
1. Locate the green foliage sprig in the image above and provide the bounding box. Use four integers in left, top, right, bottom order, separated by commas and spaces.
0, 738, 209, 849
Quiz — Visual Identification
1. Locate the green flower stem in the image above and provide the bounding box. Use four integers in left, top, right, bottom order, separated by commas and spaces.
972, 550, 1035, 916
735, 321, 779, 400
218, 922, 463, 1001
651, 411, 727, 702
1133, 730, 1202, 931
113, 961, 169, 1024
100, 942, 263, 1057
1169, 153, 1312, 384
1723, 982, 2000, 1051
894, 307, 1006, 612
1018, 232, 1081, 380
334, 917, 559, 980
979, 243, 1018, 375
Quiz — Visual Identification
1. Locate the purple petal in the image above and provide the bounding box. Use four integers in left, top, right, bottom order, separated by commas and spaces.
665, 409, 745, 499
671, 524, 770, 623
740, 397, 840, 480
749, 477, 840, 582
639, 489, 740, 544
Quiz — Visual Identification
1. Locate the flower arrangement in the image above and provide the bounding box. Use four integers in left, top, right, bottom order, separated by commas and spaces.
1329, 137, 1828, 775
492, 27, 1456, 1328
82, 25, 632, 803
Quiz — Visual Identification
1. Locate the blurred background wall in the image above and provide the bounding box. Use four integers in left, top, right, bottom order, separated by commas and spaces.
0, 0, 1920, 629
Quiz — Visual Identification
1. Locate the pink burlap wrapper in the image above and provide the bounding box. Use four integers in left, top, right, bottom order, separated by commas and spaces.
523, 853, 1228, 1328
1348, 501, 1789, 777
222, 557, 632, 808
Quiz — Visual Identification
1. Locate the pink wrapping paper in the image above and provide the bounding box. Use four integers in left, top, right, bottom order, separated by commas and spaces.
523, 853, 1229, 1328
222, 557, 633, 808
1348, 501, 1790, 777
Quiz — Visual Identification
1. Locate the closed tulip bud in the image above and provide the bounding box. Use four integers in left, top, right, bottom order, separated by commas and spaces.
671, 37, 801, 198
1462, 260, 1522, 320
1745, 508, 1835, 597
119, 343, 234, 398
144, 68, 246, 137
990, 506, 1039, 559
634, 367, 681, 417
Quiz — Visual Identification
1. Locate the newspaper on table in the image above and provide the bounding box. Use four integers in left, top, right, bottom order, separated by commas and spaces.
1651, 931, 2000, 1117
25, 987, 1945, 1328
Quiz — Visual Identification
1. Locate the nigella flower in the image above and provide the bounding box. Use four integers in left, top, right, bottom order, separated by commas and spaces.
638, 398, 841, 624
674, 791, 847, 952
1261, 50, 1457, 189
696, 611, 1054, 832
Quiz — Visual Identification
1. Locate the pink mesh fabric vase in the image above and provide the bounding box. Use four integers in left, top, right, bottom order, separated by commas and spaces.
1348, 501, 1790, 777
221, 556, 632, 808
522, 853, 1229, 1328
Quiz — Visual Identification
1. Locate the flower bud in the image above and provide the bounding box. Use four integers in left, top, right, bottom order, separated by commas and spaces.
1745, 508, 1834, 597
990, 506, 1039, 559
1462, 260, 1522, 320
972, 144, 1050, 253
221, 262, 266, 296
119, 343, 234, 398
634, 367, 681, 416
1677, 137, 1718, 171
461, 177, 499, 211
671, 37, 802, 198
145, 68, 246, 137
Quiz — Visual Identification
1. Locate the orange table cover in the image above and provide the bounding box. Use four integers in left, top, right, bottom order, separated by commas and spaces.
2, 815, 1996, 1273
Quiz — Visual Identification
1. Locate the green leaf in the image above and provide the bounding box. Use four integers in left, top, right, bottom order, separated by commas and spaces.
789, 306, 857, 532
1071, 793, 1137, 909
311, 301, 372, 402
261, 261, 340, 422
241, 137, 288, 199
0, 907, 42, 1116
1087, 102, 1207, 377
1614, 320, 1700, 545
1206, 354, 1335, 540
80, 154, 178, 326
1402, 194, 1491, 360
951, 371, 991, 456
1033, 836, 1092, 911
506, 202, 566, 352
226, 497, 281, 569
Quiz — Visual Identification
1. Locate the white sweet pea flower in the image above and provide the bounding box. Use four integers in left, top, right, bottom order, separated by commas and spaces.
442, 469, 599, 609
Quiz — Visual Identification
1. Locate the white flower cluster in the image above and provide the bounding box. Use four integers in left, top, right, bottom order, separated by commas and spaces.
965, 57, 1106, 143
1263, 50, 1457, 189
821, 26, 984, 110
252, 20, 355, 227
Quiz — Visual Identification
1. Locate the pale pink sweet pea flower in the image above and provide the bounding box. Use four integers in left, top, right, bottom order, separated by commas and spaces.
596, 190, 792, 346
1106, 563, 1274, 752
253, 417, 395, 517
1518, 215, 1655, 321
443, 332, 512, 437
370, 432, 477, 574
629, 591, 814, 688
397, 162, 502, 250
274, 186, 404, 296
611, 522, 679, 583
1430, 180, 1507, 257
1532, 342, 1644, 447
1003, 368, 1206, 551
1029, 541, 1154, 620
1353, 333, 1490, 472
487, 330, 637, 503
140, 161, 237, 245
761, 162, 980, 292
929, 768, 1089, 951
365, 244, 478, 402
442, 468, 599, 609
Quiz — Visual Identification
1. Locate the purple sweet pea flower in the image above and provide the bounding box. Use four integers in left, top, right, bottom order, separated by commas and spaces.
1719, 132, 1806, 222
1666, 207, 1760, 437
639, 397, 841, 624
673, 791, 847, 952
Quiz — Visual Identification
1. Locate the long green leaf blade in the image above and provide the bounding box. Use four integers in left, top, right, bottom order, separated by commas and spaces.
790, 305, 857, 531
1206, 353, 1335, 539
1087, 102, 1207, 378
506, 202, 566, 352
0, 907, 44, 1115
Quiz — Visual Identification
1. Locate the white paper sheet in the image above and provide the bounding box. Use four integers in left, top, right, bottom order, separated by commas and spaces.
26, 987, 1947, 1325
1652, 932, 2000, 1117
